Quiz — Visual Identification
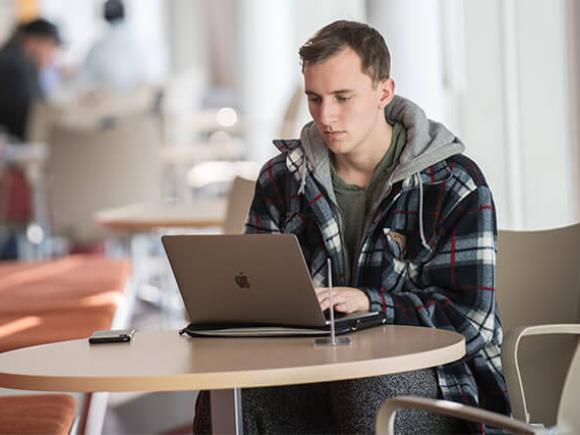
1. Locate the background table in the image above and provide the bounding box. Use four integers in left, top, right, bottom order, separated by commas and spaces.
0, 325, 465, 434
95, 199, 226, 232
95, 198, 227, 327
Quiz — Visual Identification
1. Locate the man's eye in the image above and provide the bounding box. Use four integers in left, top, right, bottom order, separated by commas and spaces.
336, 96, 351, 103
308, 97, 321, 103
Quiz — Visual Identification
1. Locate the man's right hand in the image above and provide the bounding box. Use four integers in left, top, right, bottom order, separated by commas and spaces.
314, 286, 370, 313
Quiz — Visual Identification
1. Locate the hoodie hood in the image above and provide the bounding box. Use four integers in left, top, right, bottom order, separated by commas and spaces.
273, 95, 465, 252
278, 95, 465, 195
384, 96, 464, 183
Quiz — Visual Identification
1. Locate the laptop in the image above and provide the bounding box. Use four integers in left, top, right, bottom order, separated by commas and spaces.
161, 234, 386, 336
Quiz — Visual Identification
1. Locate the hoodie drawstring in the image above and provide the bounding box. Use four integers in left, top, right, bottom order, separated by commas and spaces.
415, 172, 431, 251
298, 157, 307, 195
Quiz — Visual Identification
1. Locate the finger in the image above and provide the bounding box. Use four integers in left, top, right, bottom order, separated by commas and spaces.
316, 292, 326, 303
334, 303, 349, 312
314, 287, 327, 296
332, 295, 346, 305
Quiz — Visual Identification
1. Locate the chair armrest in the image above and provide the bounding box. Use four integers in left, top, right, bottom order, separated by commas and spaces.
502, 324, 580, 423
376, 396, 538, 434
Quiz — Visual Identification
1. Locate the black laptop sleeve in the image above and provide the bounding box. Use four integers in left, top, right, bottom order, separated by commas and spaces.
179, 312, 388, 338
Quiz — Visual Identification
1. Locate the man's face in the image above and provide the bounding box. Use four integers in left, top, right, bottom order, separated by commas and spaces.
303, 47, 394, 158
24, 36, 58, 70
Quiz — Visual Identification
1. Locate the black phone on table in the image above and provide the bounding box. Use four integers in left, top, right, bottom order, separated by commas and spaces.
88, 329, 135, 344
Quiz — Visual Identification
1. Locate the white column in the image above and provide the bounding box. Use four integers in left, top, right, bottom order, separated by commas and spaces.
236, 0, 295, 163
126, 0, 169, 84
293, 0, 366, 49
514, 0, 576, 228
165, 0, 207, 76
366, 0, 446, 123
0, 0, 16, 43
569, 0, 580, 221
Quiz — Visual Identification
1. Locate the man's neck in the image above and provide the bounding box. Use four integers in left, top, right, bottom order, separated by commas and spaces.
334, 119, 393, 188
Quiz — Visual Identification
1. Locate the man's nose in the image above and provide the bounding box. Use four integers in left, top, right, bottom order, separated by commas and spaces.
319, 100, 337, 126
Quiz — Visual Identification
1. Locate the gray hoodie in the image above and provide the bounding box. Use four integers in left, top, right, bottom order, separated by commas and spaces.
295, 95, 466, 254
298, 95, 465, 201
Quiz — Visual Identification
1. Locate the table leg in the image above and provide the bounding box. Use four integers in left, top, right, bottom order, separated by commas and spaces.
210, 388, 243, 435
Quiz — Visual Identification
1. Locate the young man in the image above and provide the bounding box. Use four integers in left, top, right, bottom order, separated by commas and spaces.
194, 20, 510, 434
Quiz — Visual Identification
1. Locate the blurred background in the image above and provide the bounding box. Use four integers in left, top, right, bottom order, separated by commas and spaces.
0, 0, 578, 253
0, 1, 579, 433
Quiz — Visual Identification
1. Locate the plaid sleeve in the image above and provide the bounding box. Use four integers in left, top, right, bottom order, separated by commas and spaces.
364, 185, 498, 357
244, 159, 286, 234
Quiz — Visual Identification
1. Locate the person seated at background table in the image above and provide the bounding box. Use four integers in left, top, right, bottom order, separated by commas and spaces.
194, 20, 510, 434
0, 18, 61, 260
0, 18, 61, 141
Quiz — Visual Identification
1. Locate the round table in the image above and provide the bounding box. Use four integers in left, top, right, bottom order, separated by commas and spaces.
0, 325, 465, 434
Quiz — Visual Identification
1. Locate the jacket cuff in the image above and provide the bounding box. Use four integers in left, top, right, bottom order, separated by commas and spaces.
359, 287, 395, 323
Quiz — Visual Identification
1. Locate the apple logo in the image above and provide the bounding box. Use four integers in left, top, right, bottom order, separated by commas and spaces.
234, 272, 251, 289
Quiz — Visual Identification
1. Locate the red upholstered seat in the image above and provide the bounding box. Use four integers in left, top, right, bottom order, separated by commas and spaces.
0, 255, 132, 433
0, 305, 117, 353
0, 394, 77, 435
0, 255, 130, 314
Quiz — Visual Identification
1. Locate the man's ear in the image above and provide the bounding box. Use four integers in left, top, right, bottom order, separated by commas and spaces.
378, 78, 395, 108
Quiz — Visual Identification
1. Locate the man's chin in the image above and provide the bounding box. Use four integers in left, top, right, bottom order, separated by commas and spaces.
325, 142, 352, 156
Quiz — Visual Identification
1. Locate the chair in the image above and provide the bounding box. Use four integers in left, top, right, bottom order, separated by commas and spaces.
496, 224, 580, 424
377, 324, 579, 434
222, 176, 256, 234
46, 113, 163, 244
187, 160, 260, 198
0, 394, 77, 435
376, 222, 580, 433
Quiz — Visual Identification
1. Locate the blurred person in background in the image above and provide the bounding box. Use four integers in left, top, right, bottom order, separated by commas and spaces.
75, 0, 147, 93
0, 18, 61, 141
0, 18, 61, 260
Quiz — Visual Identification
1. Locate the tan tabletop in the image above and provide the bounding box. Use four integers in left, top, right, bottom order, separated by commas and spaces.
0, 326, 465, 434
95, 199, 226, 232
0, 326, 464, 392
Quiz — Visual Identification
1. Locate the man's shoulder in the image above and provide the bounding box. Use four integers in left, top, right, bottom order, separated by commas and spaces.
272, 138, 301, 153
257, 138, 304, 178
257, 152, 292, 182
444, 154, 490, 189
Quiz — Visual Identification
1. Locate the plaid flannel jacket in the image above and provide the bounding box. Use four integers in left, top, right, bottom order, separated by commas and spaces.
246, 139, 511, 430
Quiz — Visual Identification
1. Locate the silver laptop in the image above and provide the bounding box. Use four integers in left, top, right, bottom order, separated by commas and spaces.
162, 234, 379, 329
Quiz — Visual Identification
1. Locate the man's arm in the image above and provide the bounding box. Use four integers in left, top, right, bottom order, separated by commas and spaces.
244, 161, 284, 234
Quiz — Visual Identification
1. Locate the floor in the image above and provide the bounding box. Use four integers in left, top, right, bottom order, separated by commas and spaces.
100, 297, 196, 434
98, 221, 224, 434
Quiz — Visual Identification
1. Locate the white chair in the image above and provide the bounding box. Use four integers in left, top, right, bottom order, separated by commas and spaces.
376, 324, 580, 434
496, 224, 580, 424
46, 113, 163, 244
187, 160, 260, 198
376, 223, 580, 433
222, 176, 256, 235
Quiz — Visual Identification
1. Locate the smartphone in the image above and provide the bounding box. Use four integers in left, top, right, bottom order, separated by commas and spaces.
89, 329, 135, 344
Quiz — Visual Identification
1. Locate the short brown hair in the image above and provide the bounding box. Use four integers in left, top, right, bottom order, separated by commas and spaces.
299, 20, 391, 84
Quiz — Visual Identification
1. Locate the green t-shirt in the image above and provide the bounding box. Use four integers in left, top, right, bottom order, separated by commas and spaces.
330, 122, 407, 276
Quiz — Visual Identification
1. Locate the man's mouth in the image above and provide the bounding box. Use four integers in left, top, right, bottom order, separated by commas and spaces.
323, 130, 346, 137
